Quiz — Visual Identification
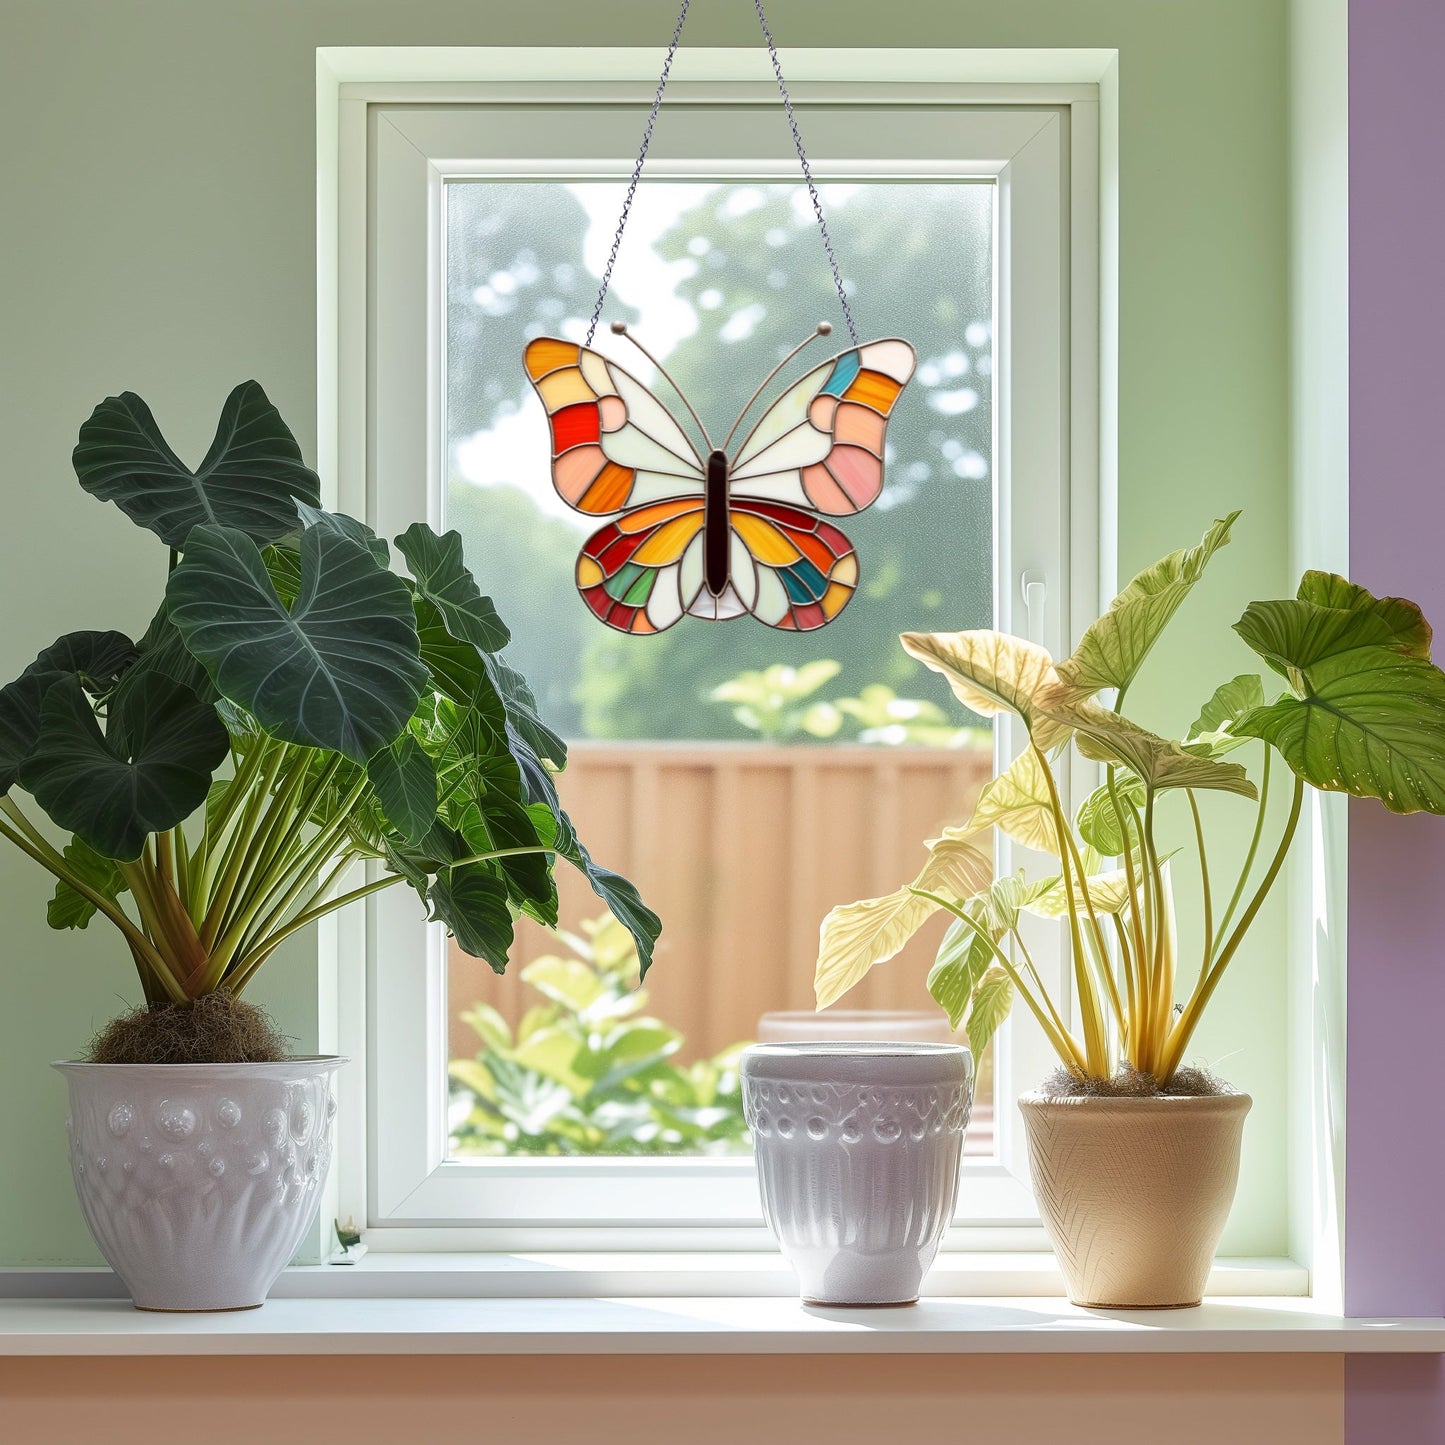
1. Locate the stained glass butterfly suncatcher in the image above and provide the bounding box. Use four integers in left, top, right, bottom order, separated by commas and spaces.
524, 323, 917, 635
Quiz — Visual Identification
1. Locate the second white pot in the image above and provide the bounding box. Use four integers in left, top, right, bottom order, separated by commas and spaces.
741, 1041, 973, 1306
56, 1057, 344, 1311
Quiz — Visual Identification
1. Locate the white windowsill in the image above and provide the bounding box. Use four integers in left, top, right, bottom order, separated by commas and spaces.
0, 1294, 1441, 1356
1, 1252, 1309, 1301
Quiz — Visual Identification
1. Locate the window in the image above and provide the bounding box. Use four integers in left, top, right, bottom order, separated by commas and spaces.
356, 81, 1097, 1242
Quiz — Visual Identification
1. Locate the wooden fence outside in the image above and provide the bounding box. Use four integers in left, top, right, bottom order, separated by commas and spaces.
448, 741, 994, 1063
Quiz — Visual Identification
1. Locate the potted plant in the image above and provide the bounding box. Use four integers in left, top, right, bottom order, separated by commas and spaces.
449, 912, 750, 1157
814, 513, 1445, 1308
0, 381, 659, 1311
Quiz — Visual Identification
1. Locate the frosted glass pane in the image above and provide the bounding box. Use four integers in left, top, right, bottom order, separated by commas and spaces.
443, 181, 997, 1160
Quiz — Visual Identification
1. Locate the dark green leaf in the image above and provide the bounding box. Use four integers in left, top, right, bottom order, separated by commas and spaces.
482, 652, 567, 769
28, 632, 138, 693
457, 772, 555, 919
565, 839, 661, 978
367, 734, 437, 845
395, 522, 509, 652
429, 862, 513, 972
19, 674, 228, 861
297, 502, 389, 564
167, 523, 426, 763
0, 631, 139, 791
73, 381, 320, 548
48, 836, 129, 930
414, 596, 488, 706
0, 670, 53, 794
130, 605, 217, 703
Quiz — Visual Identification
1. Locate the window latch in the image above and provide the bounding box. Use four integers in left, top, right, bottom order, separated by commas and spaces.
1019, 571, 1047, 647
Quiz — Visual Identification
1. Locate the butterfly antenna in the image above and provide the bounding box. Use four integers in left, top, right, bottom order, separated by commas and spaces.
723, 322, 836, 458
608, 322, 712, 455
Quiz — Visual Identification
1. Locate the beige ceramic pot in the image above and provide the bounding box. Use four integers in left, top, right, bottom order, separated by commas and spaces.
1018, 1090, 1251, 1309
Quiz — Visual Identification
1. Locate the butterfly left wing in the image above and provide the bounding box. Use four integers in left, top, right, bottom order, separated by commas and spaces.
727, 338, 917, 515
523, 337, 705, 515
575, 499, 709, 635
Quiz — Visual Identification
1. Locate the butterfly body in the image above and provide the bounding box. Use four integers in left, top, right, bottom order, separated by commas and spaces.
524, 332, 916, 634
703, 448, 730, 597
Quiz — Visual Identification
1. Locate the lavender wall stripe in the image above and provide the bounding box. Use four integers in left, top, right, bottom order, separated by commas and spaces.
1347, 0, 1445, 1437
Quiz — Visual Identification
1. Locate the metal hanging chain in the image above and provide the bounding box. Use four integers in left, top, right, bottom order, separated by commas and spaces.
588, 0, 860, 347
751, 0, 858, 345
585, 0, 693, 345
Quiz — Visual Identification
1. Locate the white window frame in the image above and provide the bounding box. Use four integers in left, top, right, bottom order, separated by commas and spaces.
328, 57, 1101, 1251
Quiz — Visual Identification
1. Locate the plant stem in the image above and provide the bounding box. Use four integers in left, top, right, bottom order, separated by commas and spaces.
1008, 924, 1077, 1047
200, 741, 285, 950
1186, 788, 1214, 981
916, 889, 1086, 1073
217, 769, 373, 968
1112, 915, 1137, 1057
227, 845, 559, 983
0, 812, 182, 998
1036, 746, 1109, 1075
1160, 772, 1304, 1079
1213, 743, 1272, 958
1055, 795, 1125, 1035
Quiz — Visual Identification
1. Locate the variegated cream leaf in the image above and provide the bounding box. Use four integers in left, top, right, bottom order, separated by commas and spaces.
1036, 690, 1257, 799
814, 833, 993, 1010
965, 966, 1015, 1062
900, 630, 1073, 750
1056, 513, 1238, 695
969, 745, 1061, 855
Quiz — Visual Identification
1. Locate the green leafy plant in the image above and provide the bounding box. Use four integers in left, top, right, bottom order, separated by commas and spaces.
449, 913, 750, 1156
709, 661, 845, 741
815, 513, 1445, 1086
834, 684, 989, 749
0, 382, 659, 1048
710, 663, 986, 748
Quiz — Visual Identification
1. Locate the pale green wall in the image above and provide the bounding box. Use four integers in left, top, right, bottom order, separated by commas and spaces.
0, 0, 1288, 1263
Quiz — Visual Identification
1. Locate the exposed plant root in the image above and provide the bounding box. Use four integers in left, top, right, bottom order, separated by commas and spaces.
1039, 1062, 1232, 1099
86, 992, 291, 1064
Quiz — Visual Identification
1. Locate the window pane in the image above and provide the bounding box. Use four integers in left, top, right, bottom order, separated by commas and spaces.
443, 181, 997, 1159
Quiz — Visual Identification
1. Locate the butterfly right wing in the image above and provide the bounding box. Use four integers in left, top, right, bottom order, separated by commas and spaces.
524, 338, 706, 515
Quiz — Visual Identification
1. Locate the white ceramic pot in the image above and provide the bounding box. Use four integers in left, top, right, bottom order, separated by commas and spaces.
741, 1041, 973, 1306
55, 1057, 345, 1311
756, 1010, 955, 1045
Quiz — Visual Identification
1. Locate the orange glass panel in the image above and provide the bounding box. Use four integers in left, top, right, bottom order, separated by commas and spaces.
841, 370, 903, 413
579, 462, 636, 514
524, 338, 581, 381
732, 512, 800, 565
633, 512, 705, 565
617, 498, 705, 533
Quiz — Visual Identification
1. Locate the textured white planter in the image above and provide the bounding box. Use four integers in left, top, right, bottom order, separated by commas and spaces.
741, 1041, 973, 1306
55, 1057, 344, 1311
